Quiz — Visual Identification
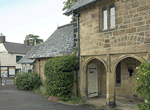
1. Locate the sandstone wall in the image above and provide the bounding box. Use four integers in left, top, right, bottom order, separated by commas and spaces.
115, 58, 142, 100
74, 0, 150, 101
33, 58, 50, 86
75, 0, 150, 55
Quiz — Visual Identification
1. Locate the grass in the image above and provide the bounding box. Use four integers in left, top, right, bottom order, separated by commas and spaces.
32, 87, 86, 105
32, 87, 43, 94
66, 96, 86, 104
44, 93, 86, 104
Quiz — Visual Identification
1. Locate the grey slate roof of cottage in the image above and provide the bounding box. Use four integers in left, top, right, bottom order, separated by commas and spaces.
63, 0, 97, 15
17, 45, 41, 64
3, 42, 33, 54
28, 23, 74, 59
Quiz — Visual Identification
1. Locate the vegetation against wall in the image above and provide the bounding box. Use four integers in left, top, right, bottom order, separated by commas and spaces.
134, 58, 150, 110
15, 72, 41, 90
44, 48, 78, 101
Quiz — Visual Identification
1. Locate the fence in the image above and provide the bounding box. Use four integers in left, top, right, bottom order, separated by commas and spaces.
0, 77, 15, 86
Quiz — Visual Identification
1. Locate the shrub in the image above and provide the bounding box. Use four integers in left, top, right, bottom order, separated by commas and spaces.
44, 52, 78, 101
134, 59, 150, 110
15, 72, 41, 90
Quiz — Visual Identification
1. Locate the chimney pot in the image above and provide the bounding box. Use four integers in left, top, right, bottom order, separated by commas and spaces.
24, 37, 30, 46
0, 34, 5, 43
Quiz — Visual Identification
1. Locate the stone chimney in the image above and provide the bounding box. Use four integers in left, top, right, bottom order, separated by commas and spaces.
0, 33, 6, 43
24, 36, 30, 46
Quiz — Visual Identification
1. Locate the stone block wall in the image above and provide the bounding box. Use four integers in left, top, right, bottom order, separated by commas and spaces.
33, 58, 50, 86
33, 59, 39, 75
74, 0, 150, 101
77, 0, 150, 55
115, 58, 142, 100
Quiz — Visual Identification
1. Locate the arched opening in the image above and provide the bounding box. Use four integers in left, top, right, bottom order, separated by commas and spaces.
86, 59, 107, 98
115, 57, 141, 100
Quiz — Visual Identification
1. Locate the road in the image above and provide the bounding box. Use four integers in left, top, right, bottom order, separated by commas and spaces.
0, 85, 91, 110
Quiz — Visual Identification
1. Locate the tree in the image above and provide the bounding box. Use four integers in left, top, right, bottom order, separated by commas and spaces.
62, 0, 77, 11
134, 58, 150, 110
62, 0, 77, 23
26, 34, 44, 46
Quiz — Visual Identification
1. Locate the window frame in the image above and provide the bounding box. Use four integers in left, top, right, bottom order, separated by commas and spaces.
100, 3, 115, 32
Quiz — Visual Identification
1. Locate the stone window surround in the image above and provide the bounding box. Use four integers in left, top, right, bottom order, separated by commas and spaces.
99, 2, 115, 32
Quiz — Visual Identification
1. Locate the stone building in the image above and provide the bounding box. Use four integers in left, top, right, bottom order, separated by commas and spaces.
17, 45, 41, 73
28, 23, 74, 86
64, 0, 150, 108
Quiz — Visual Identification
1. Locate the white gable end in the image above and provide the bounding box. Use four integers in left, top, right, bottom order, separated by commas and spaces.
0, 44, 7, 52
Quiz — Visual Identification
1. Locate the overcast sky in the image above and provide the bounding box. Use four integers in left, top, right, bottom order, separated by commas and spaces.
0, 0, 71, 43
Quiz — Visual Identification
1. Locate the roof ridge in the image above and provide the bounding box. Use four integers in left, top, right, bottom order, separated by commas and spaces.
57, 23, 74, 29
5, 41, 25, 45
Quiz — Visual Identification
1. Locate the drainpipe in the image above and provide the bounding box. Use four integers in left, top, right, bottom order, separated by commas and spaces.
74, 13, 80, 97
21, 64, 23, 73
39, 59, 40, 81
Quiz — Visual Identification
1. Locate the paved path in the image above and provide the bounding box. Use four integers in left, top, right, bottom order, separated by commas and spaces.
0, 85, 91, 110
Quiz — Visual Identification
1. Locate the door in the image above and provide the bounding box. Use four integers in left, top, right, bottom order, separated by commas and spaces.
88, 63, 98, 98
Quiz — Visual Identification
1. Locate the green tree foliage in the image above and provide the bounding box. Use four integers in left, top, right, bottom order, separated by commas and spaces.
134, 58, 150, 110
62, 0, 77, 23
15, 72, 41, 90
26, 34, 44, 46
62, 0, 77, 11
44, 50, 78, 101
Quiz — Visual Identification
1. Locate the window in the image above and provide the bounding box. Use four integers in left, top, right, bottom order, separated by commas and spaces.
101, 3, 115, 31
110, 4, 115, 28
16, 56, 23, 62
102, 7, 108, 30
116, 62, 121, 84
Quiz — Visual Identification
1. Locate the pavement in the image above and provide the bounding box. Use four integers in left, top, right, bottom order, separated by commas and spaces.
0, 85, 90, 110
84, 96, 140, 110
0, 84, 140, 110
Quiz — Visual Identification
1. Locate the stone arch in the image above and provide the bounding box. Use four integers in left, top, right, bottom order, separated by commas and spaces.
82, 56, 108, 98
83, 57, 108, 72
111, 35, 145, 47
111, 54, 142, 73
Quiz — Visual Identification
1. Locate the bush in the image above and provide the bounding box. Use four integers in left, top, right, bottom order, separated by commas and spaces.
134, 59, 150, 110
15, 72, 41, 90
44, 53, 78, 101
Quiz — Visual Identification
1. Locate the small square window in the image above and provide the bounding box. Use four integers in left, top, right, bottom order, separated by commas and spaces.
16, 56, 23, 62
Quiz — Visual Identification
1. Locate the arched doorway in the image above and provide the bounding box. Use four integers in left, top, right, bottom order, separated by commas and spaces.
115, 57, 141, 100
86, 59, 107, 98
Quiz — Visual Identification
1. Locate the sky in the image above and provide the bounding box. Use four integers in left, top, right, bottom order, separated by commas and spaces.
0, 0, 72, 43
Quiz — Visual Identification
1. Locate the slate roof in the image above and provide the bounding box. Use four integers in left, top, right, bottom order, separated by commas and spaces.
3, 42, 33, 54
28, 23, 74, 59
17, 45, 41, 64
63, 0, 97, 15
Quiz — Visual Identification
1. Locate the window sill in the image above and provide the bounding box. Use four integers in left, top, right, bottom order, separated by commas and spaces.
100, 28, 116, 32
116, 83, 121, 87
